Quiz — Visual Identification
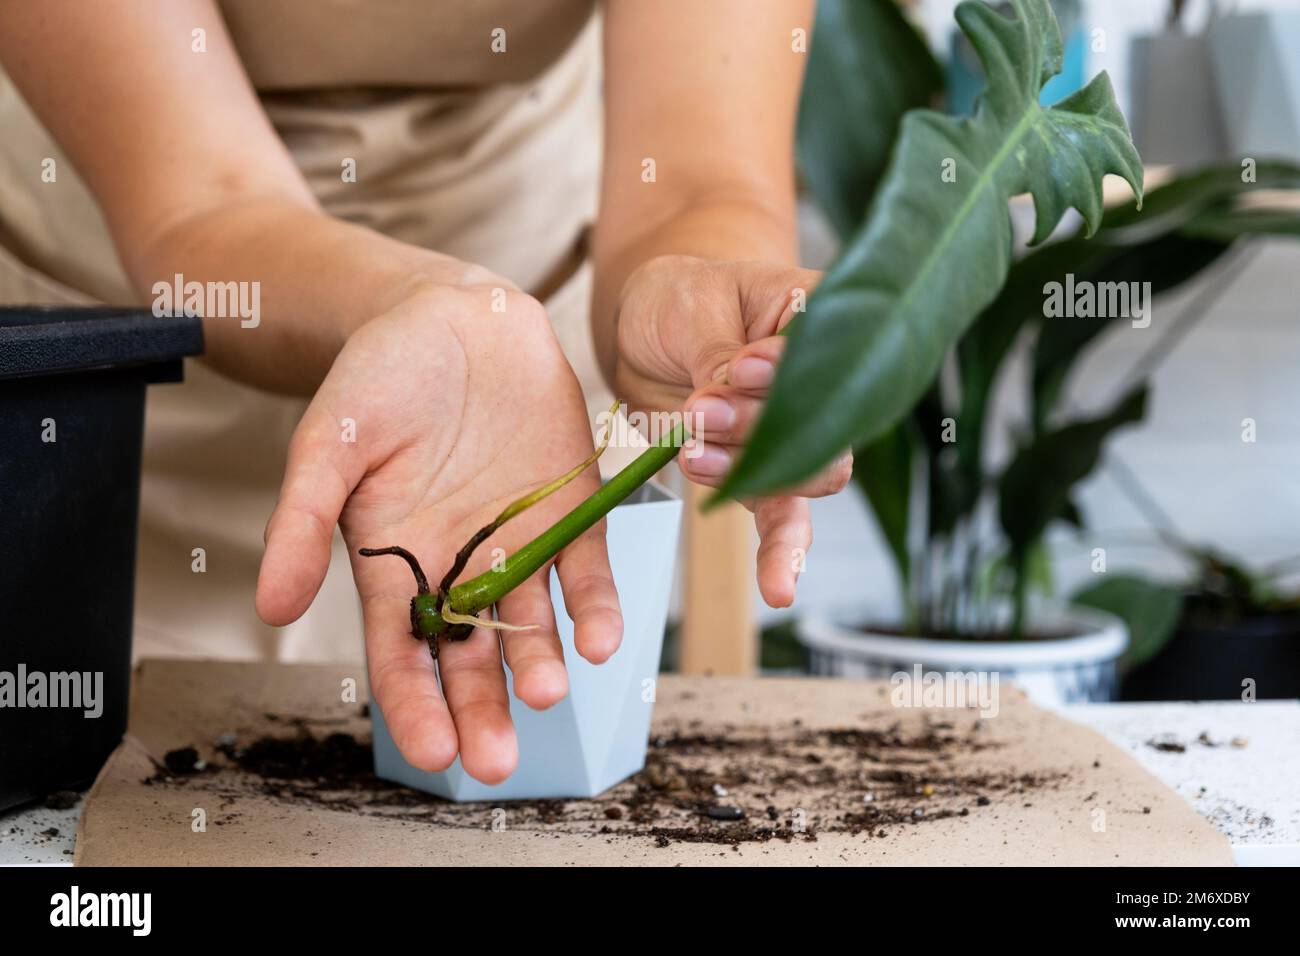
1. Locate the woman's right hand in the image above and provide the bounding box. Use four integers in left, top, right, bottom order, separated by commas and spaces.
254, 279, 624, 784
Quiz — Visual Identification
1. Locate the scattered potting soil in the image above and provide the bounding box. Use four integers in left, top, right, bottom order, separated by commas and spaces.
1145, 731, 1249, 754
1146, 737, 1187, 754
42, 790, 81, 810
141, 712, 1071, 849
163, 746, 203, 774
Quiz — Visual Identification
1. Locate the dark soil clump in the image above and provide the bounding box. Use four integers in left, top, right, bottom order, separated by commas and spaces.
163, 746, 202, 774
42, 790, 81, 810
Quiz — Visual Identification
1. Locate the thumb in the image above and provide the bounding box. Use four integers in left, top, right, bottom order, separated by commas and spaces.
687, 325, 749, 391
685, 264, 823, 388
255, 403, 365, 626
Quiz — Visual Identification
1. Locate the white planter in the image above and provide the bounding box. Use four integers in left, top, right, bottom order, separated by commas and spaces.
796, 603, 1128, 707
371, 482, 682, 800
1128, 31, 1227, 166
1205, 11, 1300, 160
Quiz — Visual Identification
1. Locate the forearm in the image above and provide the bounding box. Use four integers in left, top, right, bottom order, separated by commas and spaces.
592, 0, 811, 387
127, 199, 468, 395
0, 0, 472, 396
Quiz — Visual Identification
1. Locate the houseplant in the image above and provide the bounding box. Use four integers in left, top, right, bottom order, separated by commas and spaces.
1071, 424, 1300, 701
794, 159, 1300, 702
728, 1, 1300, 703
1078, 545, 1300, 702
717, 0, 1145, 703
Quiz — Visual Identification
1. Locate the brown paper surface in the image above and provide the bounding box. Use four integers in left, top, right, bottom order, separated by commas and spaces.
75, 659, 1232, 866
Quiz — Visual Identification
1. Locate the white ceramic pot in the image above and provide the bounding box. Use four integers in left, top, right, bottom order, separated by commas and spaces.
370, 482, 682, 800
796, 603, 1128, 707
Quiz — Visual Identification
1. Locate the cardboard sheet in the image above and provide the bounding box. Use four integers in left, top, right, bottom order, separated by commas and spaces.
75, 660, 1233, 865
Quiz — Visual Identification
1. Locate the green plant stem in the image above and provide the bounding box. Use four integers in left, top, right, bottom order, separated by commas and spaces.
414, 422, 688, 634
1010, 555, 1028, 639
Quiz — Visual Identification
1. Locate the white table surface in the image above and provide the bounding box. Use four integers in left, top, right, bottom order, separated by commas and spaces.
4, 699, 1297, 866
1061, 699, 1300, 867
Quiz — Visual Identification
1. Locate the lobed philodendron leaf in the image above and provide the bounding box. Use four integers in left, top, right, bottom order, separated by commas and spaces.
717, 0, 1143, 500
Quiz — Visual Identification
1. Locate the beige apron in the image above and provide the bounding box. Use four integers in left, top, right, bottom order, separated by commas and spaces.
0, 2, 618, 664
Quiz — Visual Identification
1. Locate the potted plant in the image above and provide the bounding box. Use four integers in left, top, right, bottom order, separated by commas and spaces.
725, 1, 1300, 704
793, 159, 1300, 704
1073, 492, 1300, 701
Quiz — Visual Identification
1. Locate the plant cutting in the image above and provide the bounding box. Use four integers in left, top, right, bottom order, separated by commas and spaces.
359, 404, 687, 657
371, 476, 683, 800
352, 0, 1297, 714
360, 407, 691, 801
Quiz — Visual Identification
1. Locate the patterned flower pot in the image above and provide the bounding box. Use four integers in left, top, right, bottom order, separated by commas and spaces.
796, 603, 1128, 706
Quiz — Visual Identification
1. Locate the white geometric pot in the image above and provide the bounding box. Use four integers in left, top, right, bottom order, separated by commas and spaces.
1205, 10, 1300, 160
796, 602, 1128, 707
371, 482, 682, 800
1127, 30, 1227, 167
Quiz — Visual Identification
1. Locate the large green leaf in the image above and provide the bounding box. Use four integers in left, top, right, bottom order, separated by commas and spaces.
719, 0, 1142, 500
797, 0, 944, 238
1072, 574, 1184, 669
1180, 209, 1300, 241
998, 386, 1147, 561
1096, 160, 1300, 237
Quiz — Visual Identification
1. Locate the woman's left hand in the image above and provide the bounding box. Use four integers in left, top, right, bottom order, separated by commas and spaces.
612, 254, 853, 608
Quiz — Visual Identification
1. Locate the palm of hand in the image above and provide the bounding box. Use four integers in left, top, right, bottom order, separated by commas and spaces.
258, 288, 621, 784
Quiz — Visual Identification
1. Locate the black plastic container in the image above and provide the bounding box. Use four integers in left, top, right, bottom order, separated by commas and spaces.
1, 307, 203, 810
1121, 613, 1300, 701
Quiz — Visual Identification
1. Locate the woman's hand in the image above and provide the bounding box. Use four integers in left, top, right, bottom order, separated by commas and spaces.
255, 281, 621, 784
614, 254, 853, 608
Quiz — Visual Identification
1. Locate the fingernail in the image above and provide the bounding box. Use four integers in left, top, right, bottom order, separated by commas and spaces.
730, 357, 774, 389
685, 444, 731, 477
687, 395, 735, 434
